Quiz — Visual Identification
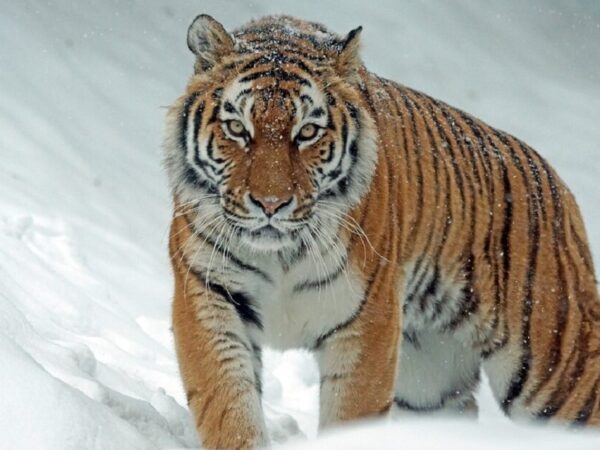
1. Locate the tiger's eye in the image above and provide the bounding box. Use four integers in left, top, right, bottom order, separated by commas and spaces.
298, 123, 318, 141
227, 120, 246, 138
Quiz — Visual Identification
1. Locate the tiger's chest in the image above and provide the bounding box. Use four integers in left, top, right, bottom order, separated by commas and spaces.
238, 251, 365, 350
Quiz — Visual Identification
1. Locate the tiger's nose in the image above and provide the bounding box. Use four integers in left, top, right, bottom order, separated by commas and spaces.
249, 194, 293, 217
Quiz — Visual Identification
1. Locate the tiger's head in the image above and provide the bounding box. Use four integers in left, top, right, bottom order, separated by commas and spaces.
164, 15, 378, 253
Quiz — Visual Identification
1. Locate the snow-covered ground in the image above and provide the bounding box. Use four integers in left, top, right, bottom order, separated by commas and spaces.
1, 1, 599, 448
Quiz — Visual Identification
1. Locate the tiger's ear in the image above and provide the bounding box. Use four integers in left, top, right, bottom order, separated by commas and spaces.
187, 14, 234, 72
335, 26, 363, 79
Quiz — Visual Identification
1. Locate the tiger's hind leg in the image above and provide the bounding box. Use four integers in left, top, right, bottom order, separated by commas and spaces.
483, 319, 600, 425
392, 328, 481, 418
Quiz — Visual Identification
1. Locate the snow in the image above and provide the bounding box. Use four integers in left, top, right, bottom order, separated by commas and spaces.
283, 419, 600, 450
1, 1, 599, 449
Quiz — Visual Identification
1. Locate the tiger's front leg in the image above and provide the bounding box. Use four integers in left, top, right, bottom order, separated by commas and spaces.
172, 272, 267, 449
316, 285, 401, 428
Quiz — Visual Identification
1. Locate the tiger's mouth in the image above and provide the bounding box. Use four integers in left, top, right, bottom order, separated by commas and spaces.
231, 213, 315, 251
239, 224, 299, 251
220, 198, 313, 252
249, 224, 285, 239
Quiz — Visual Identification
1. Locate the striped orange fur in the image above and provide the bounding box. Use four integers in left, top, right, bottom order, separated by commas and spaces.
164, 14, 600, 449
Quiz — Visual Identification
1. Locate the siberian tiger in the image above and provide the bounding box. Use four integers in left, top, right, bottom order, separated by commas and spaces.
164, 14, 600, 449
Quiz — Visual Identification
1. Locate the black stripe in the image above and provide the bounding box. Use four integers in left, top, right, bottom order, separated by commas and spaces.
432, 105, 483, 333
191, 101, 221, 184
313, 293, 367, 350
177, 92, 207, 188
415, 93, 466, 223
437, 101, 484, 196
493, 131, 539, 413
309, 107, 325, 118
518, 141, 547, 220
324, 114, 349, 183
223, 101, 237, 114
381, 79, 411, 185
394, 378, 478, 413
336, 139, 359, 197
239, 53, 315, 75
393, 398, 445, 413
239, 69, 311, 86
410, 92, 450, 252
235, 88, 252, 102
535, 347, 586, 421
498, 133, 541, 303
497, 248, 521, 408
385, 83, 412, 189
216, 331, 252, 353
336, 103, 362, 196
402, 330, 421, 349
429, 103, 481, 330
405, 265, 434, 307
457, 112, 507, 357
207, 103, 220, 124
345, 101, 360, 120
191, 226, 273, 284
208, 282, 262, 330
205, 133, 226, 165
403, 92, 451, 319
498, 161, 512, 294
510, 146, 561, 409
180, 92, 201, 151
293, 259, 347, 292
400, 93, 425, 255
419, 266, 440, 313
357, 81, 377, 115
404, 255, 426, 301
445, 254, 479, 330
378, 82, 410, 256
212, 88, 223, 100
201, 89, 223, 126
326, 91, 336, 106
193, 100, 206, 140
300, 94, 313, 105
428, 100, 480, 268
527, 158, 577, 418
252, 345, 263, 395
313, 232, 382, 350
394, 398, 442, 413
321, 142, 336, 165
573, 379, 599, 425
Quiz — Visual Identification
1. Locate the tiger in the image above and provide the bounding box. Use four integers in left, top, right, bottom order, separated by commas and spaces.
163, 13, 600, 449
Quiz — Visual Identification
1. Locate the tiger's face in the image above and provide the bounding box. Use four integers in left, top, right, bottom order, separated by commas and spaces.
165, 15, 377, 253
208, 77, 336, 250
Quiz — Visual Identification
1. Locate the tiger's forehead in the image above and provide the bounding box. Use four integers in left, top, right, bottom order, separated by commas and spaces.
221, 61, 328, 120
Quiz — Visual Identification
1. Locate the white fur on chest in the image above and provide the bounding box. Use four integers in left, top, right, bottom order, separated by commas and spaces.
243, 251, 365, 350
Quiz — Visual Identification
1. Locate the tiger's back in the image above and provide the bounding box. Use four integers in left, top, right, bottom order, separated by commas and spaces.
165, 14, 600, 448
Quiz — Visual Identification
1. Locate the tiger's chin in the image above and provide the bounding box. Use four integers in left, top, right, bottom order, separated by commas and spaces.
240, 226, 299, 253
